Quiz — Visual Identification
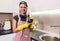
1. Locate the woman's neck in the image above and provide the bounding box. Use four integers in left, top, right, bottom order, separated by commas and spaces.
19, 13, 26, 16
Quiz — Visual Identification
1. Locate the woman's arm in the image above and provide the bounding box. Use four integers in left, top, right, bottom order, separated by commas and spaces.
12, 19, 18, 32
12, 18, 26, 32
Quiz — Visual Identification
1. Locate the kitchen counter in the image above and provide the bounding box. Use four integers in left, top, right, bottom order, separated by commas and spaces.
0, 29, 59, 41
0, 30, 13, 35
0, 30, 47, 41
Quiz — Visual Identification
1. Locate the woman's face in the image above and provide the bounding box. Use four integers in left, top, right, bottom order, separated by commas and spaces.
19, 4, 27, 14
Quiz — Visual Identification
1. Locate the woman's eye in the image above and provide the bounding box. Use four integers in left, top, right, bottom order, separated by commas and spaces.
20, 7, 23, 8
24, 7, 26, 8
20, 7, 26, 8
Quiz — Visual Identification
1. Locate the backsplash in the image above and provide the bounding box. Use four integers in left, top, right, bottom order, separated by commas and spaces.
33, 14, 60, 34
43, 24, 60, 34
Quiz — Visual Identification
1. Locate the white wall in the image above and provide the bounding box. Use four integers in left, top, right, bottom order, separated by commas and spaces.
0, 0, 60, 13
0, 0, 19, 13
20, 0, 60, 12
0, 0, 13, 12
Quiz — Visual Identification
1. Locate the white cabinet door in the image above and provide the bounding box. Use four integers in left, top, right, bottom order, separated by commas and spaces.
0, 33, 16, 41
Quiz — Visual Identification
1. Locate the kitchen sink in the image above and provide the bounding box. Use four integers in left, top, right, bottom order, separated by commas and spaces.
30, 30, 46, 41
39, 34, 60, 41
31, 29, 60, 41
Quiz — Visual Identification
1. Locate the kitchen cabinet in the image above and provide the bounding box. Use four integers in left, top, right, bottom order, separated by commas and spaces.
0, 33, 15, 41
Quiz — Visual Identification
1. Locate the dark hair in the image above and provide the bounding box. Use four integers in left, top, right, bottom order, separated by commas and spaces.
19, 1, 28, 7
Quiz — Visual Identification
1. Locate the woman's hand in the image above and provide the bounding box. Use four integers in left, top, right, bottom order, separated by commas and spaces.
12, 19, 26, 32
17, 19, 26, 31
17, 22, 30, 31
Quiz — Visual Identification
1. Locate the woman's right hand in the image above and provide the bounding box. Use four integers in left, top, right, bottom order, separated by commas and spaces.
17, 19, 26, 31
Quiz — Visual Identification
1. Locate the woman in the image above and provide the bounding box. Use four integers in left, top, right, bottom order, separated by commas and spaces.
13, 1, 34, 41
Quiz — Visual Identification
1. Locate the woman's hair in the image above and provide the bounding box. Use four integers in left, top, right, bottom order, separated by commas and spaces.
19, 1, 28, 7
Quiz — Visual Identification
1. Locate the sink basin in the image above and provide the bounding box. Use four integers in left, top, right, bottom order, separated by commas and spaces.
30, 30, 46, 41
41, 36, 60, 41
39, 34, 60, 41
